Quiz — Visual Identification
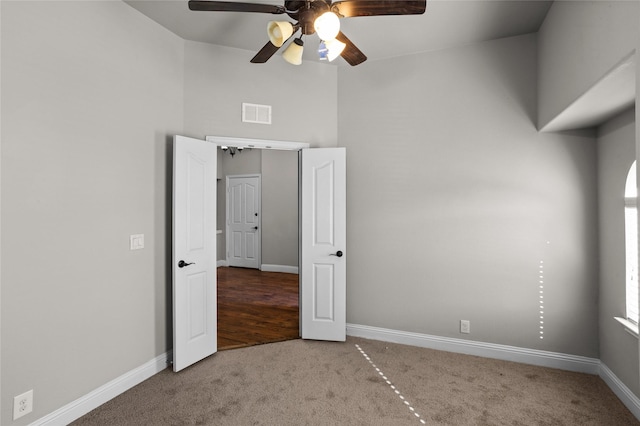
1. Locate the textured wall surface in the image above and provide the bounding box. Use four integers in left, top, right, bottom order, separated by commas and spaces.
339, 34, 599, 357
1, 1, 184, 424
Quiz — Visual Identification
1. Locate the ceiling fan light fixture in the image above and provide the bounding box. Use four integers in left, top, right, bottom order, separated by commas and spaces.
325, 38, 346, 62
267, 21, 294, 47
314, 12, 340, 41
282, 37, 304, 65
189, 0, 427, 67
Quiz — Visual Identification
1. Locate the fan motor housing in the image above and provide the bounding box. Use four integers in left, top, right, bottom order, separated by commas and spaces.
298, 1, 330, 35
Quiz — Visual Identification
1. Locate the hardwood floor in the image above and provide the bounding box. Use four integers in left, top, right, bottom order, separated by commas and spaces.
217, 267, 300, 351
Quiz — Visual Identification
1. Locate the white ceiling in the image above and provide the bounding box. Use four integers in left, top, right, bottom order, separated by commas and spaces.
124, 0, 553, 65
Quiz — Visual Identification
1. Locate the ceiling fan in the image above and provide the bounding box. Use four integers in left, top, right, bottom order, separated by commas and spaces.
188, 0, 427, 66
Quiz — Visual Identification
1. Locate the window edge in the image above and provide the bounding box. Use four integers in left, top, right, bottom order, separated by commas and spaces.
614, 316, 639, 338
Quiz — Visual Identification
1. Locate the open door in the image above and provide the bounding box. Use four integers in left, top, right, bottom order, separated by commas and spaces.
301, 148, 347, 341
173, 135, 217, 372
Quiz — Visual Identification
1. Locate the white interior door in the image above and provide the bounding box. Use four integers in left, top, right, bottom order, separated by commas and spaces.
301, 148, 347, 341
173, 135, 217, 372
227, 175, 261, 269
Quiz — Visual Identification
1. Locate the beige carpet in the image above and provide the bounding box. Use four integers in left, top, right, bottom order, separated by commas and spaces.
72, 337, 638, 425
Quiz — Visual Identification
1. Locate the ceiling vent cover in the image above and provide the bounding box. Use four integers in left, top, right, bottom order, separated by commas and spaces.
242, 103, 272, 125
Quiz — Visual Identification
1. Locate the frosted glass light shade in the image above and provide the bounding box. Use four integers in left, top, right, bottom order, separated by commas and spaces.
267, 21, 294, 47
314, 12, 340, 41
282, 38, 304, 65
325, 38, 346, 62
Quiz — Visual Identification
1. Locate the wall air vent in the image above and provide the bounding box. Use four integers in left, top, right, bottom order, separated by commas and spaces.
242, 103, 272, 125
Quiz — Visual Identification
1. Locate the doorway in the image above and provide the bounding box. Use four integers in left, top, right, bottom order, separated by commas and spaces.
173, 135, 346, 370
216, 145, 301, 350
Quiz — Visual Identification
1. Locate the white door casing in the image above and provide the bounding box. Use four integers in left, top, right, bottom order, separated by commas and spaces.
301, 148, 347, 341
172, 135, 217, 372
226, 175, 261, 269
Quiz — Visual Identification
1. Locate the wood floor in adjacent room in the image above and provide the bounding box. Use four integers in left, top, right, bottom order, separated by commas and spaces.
217, 267, 300, 350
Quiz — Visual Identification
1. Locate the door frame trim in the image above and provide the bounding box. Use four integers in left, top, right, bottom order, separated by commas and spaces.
206, 136, 309, 151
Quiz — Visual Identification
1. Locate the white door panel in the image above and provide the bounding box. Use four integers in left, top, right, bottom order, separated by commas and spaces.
227, 175, 261, 269
173, 135, 217, 372
301, 148, 346, 341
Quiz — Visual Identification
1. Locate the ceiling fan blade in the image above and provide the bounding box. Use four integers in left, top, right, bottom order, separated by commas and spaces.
332, 0, 426, 17
285, 1, 305, 11
336, 31, 367, 66
250, 41, 281, 63
189, 1, 286, 14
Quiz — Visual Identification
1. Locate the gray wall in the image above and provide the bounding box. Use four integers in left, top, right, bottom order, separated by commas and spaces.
537, 0, 639, 129
539, 0, 640, 404
597, 108, 639, 396
1, 1, 184, 424
262, 150, 299, 268
338, 33, 600, 357
182, 40, 338, 147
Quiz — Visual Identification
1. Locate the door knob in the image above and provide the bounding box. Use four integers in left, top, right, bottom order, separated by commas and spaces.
178, 260, 195, 268
253, 226, 258, 230
330, 250, 343, 258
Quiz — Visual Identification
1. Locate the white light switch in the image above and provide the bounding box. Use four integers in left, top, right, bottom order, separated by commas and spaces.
130, 234, 144, 250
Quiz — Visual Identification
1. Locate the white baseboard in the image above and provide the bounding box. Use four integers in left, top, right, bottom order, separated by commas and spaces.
261, 264, 299, 274
347, 324, 640, 421
599, 362, 640, 420
216, 262, 298, 274
346, 323, 600, 374
29, 326, 640, 425
31, 351, 171, 426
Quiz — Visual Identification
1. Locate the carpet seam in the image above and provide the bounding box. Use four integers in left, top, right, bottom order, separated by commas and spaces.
355, 343, 427, 424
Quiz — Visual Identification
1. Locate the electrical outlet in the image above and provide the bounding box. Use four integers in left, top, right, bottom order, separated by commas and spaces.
460, 320, 471, 334
130, 234, 144, 250
13, 389, 33, 420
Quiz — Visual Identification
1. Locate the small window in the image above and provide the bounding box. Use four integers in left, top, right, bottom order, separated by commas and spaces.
624, 161, 638, 324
